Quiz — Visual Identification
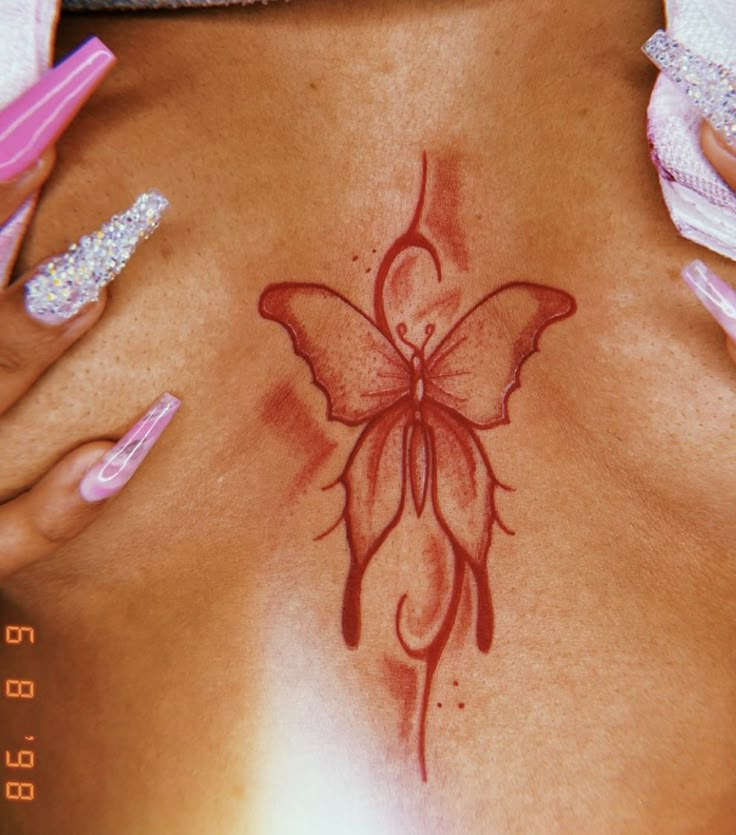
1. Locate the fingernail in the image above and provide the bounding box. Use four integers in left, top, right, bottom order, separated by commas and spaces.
642, 30, 736, 151
0, 36, 115, 182
681, 259, 736, 342
79, 392, 182, 503
24, 190, 169, 324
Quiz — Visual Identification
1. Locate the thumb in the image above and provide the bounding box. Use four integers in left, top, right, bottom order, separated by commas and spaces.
700, 122, 736, 194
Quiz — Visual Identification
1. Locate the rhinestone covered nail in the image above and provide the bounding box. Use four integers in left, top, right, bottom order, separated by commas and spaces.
643, 30, 736, 150
24, 190, 169, 322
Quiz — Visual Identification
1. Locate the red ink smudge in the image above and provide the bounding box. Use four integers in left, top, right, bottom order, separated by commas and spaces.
424, 156, 470, 273
260, 383, 337, 496
450, 572, 476, 651
413, 288, 462, 324
258, 152, 577, 782
453, 680, 458, 687
382, 657, 418, 742
437, 702, 442, 708
352, 255, 359, 262
458, 702, 465, 710
384, 250, 421, 310
400, 533, 453, 644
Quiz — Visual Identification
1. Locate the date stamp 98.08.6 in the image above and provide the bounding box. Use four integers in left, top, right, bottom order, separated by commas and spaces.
3, 624, 36, 804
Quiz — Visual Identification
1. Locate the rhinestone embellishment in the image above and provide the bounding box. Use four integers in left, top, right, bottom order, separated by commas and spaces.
643, 30, 736, 149
25, 190, 169, 320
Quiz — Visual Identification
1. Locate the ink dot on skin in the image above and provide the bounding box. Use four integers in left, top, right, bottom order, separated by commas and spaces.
458, 703, 465, 710
352, 255, 358, 262
453, 680, 458, 687
372, 248, 376, 254
365, 268, 371, 274
437, 702, 442, 708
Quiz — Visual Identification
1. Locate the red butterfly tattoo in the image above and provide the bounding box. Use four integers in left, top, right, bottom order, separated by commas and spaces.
259, 154, 576, 780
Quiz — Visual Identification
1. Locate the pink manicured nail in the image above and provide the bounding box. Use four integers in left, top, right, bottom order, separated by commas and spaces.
79, 393, 181, 503
0, 36, 115, 182
681, 260, 736, 342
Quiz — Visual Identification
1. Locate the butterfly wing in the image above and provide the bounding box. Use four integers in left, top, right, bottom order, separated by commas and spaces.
425, 281, 576, 428
260, 283, 410, 426
340, 399, 412, 647
426, 402, 498, 652
261, 282, 413, 647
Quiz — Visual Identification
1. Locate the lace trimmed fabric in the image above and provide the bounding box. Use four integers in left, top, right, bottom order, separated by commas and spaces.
647, 0, 736, 261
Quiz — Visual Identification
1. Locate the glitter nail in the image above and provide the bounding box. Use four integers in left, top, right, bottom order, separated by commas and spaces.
24, 189, 169, 322
681, 259, 736, 342
642, 30, 736, 150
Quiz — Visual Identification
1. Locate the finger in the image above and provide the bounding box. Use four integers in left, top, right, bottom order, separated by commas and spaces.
0, 189, 169, 417
681, 260, 736, 365
0, 282, 107, 416
0, 149, 55, 230
0, 37, 115, 220
700, 123, 736, 195
0, 392, 181, 581
642, 32, 736, 194
0, 442, 113, 579
728, 339, 736, 366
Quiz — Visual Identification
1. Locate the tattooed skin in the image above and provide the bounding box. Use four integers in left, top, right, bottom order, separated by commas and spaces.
259, 153, 576, 780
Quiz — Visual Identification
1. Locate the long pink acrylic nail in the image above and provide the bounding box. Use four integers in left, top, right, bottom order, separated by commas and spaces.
681, 260, 736, 342
79, 393, 181, 503
0, 36, 115, 182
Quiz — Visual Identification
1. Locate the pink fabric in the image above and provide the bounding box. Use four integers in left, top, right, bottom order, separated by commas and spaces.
647, 0, 736, 262
0, 0, 58, 287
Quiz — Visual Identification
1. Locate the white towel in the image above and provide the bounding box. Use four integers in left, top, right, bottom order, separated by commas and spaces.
0, 0, 58, 287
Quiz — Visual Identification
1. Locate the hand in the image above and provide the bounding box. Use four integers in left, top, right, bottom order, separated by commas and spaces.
642, 30, 736, 368
0, 38, 180, 581
682, 126, 736, 369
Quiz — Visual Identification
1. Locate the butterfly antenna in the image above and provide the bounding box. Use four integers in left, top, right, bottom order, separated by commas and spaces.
395, 322, 416, 352
420, 323, 435, 354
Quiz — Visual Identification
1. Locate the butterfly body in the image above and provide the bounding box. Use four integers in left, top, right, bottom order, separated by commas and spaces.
410, 353, 425, 411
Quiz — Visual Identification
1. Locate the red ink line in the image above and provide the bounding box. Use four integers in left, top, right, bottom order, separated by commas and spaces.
429, 370, 471, 381
395, 547, 466, 781
373, 152, 443, 339
314, 513, 345, 542
427, 334, 468, 368
377, 372, 410, 381
361, 386, 411, 399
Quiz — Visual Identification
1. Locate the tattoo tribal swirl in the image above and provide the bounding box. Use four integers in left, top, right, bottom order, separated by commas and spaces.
259, 154, 576, 780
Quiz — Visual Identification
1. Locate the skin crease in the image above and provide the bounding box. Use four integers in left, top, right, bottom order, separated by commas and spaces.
0, 0, 735, 832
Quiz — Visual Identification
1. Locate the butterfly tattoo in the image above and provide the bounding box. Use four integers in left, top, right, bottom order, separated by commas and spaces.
259, 154, 576, 780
